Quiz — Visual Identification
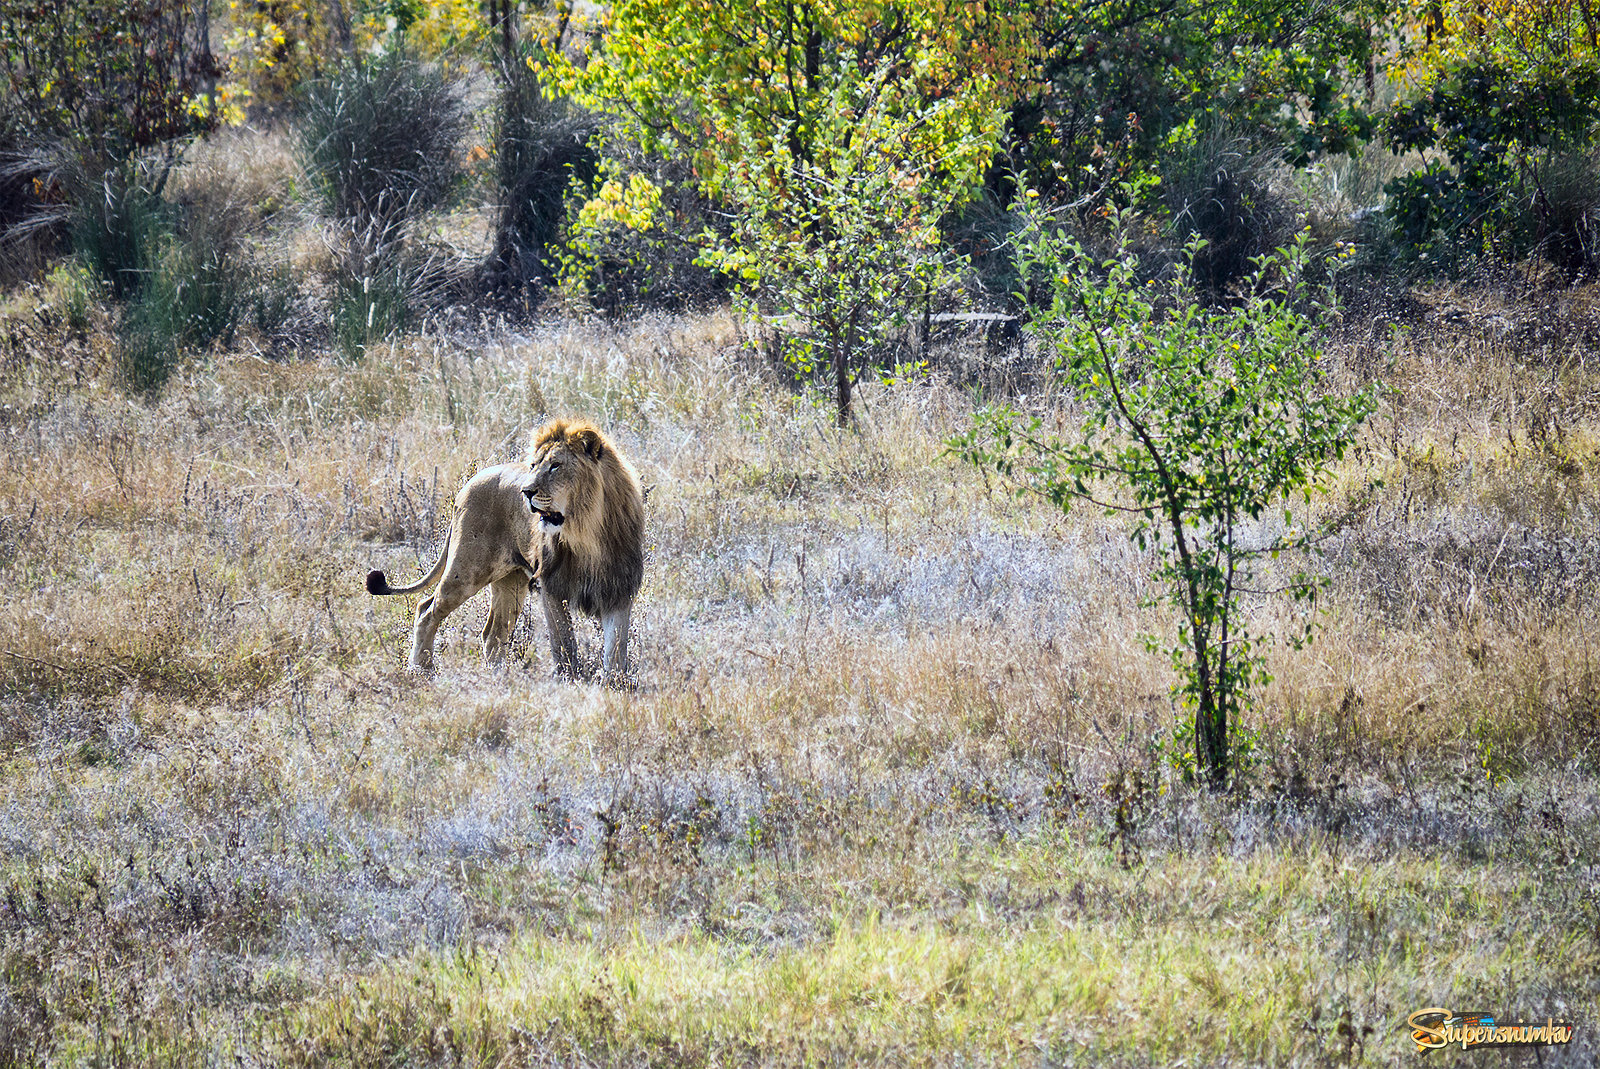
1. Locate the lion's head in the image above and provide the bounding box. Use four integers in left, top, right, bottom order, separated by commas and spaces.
525, 420, 624, 543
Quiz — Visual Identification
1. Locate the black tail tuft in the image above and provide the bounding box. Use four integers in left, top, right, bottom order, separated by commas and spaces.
365, 569, 391, 595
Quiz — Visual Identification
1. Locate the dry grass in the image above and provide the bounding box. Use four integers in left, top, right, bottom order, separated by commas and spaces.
0, 269, 1598, 1066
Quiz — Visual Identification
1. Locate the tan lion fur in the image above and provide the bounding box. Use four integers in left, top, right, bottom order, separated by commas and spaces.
365, 464, 540, 671
365, 419, 645, 680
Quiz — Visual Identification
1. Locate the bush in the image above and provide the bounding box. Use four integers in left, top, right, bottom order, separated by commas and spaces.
297, 50, 468, 357
297, 50, 469, 229
0, 0, 222, 282
1381, 60, 1600, 274
0, 0, 222, 159
53, 148, 265, 390
487, 48, 598, 293
1160, 124, 1301, 294
0, 112, 55, 282
553, 152, 728, 316
62, 154, 172, 301
947, 191, 1033, 311
955, 215, 1376, 789
1531, 148, 1600, 278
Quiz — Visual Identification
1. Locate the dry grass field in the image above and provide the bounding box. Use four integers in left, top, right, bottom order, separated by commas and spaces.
1, 258, 1598, 1065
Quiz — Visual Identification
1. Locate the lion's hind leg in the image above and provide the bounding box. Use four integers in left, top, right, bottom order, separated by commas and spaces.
409, 577, 479, 672
482, 574, 529, 666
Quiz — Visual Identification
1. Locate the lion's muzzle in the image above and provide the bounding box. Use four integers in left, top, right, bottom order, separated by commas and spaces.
523, 487, 564, 528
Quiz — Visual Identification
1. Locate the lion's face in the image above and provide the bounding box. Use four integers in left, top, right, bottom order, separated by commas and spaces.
524, 424, 605, 534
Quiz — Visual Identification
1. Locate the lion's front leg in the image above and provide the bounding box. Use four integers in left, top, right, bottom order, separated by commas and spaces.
541, 590, 579, 678
598, 601, 632, 685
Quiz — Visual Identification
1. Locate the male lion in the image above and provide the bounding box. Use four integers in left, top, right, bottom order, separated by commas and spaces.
365, 419, 645, 681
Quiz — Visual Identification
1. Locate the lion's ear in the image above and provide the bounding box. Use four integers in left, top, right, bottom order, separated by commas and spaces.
572, 428, 603, 460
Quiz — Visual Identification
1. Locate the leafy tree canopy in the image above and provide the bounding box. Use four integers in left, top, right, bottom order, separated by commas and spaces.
546, 0, 1032, 202
1008, 0, 1384, 206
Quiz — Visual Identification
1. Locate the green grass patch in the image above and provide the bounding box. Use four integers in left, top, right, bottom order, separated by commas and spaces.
284, 838, 1597, 1067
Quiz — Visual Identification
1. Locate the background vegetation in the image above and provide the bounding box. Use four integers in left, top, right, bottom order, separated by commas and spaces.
1, 0, 1598, 1064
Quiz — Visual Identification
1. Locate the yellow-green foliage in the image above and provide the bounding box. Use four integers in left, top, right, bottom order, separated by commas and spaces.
1394, 0, 1598, 85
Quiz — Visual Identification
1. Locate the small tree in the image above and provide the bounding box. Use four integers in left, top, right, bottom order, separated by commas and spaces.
549, 0, 1026, 424
701, 58, 990, 424
953, 216, 1375, 789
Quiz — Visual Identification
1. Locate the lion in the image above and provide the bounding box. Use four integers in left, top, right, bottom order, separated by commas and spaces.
365, 419, 645, 681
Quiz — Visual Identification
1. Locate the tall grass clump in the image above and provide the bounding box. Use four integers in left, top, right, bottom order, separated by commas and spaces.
330, 250, 410, 359
0, 112, 55, 283
297, 50, 468, 228
297, 50, 469, 357
119, 216, 253, 390
1161, 124, 1300, 294
48, 150, 258, 390
63, 154, 172, 302
487, 46, 598, 294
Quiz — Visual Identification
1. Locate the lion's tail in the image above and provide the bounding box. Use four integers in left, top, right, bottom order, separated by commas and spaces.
366, 532, 451, 596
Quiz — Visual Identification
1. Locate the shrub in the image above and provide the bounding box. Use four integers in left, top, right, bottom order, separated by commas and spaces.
1530, 147, 1600, 277
1381, 60, 1600, 273
1009, 0, 1376, 224
0, 0, 224, 283
296, 50, 469, 230
0, 112, 55, 282
550, 0, 1015, 416
57, 148, 263, 390
0, 0, 223, 159
1161, 124, 1301, 294
946, 191, 1034, 311
486, 48, 598, 293
553, 152, 728, 316
297, 50, 467, 356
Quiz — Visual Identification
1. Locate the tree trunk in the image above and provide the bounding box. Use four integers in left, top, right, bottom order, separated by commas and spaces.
495, 0, 517, 67
327, 0, 355, 55
834, 336, 852, 426
1193, 636, 1228, 790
